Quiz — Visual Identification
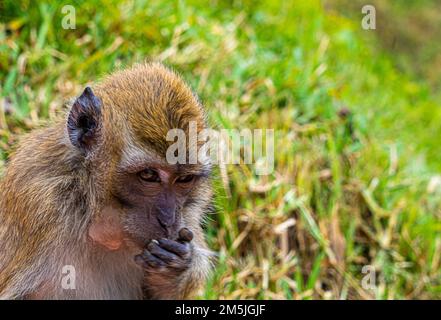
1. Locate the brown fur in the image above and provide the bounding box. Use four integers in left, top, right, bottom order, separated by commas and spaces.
0, 62, 213, 299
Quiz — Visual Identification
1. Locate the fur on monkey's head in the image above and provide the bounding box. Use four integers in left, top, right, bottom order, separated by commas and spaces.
68, 62, 207, 159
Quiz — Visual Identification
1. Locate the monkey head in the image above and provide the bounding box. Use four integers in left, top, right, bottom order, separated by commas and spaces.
66, 63, 212, 251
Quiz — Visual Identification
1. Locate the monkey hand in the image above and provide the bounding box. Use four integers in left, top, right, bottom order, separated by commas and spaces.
135, 227, 195, 299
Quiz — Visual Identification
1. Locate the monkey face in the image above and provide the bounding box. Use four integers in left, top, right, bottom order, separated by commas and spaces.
110, 162, 210, 247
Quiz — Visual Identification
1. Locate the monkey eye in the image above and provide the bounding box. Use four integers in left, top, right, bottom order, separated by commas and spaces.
138, 168, 160, 182
175, 174, 195, 184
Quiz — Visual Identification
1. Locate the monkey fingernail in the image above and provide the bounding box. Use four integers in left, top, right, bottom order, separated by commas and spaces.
178, 228, 193, 242
151, 239, 159, 245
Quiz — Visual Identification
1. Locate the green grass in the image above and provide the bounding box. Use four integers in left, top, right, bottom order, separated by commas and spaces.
1, 0, 440, 299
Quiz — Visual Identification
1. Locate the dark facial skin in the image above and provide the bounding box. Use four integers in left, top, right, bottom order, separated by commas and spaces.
113, 164, 201, 242
111, 163, 205, 297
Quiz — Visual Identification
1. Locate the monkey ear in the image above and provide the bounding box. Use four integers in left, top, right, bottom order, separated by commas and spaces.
67, 87, 102, 152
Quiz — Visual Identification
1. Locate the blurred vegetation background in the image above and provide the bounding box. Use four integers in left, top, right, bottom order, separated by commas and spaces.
0, 0, 440, 299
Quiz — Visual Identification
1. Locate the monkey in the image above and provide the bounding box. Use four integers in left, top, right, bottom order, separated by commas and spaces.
0, 62, 214, 299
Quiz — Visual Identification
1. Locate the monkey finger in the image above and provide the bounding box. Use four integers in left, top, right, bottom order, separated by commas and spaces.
177, 228, 193, 243
147, 241, 180, 264
137, 250, 165, 268
158, 238, 190, 258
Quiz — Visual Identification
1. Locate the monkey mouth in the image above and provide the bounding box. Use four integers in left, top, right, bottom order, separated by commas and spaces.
125, 229, 175, 250
156, 216, 180, 239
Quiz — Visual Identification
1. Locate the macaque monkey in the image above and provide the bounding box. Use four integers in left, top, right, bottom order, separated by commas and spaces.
0, 62, 213, 299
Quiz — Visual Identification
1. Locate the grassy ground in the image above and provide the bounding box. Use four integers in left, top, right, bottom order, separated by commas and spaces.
1, 0, 440, 299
